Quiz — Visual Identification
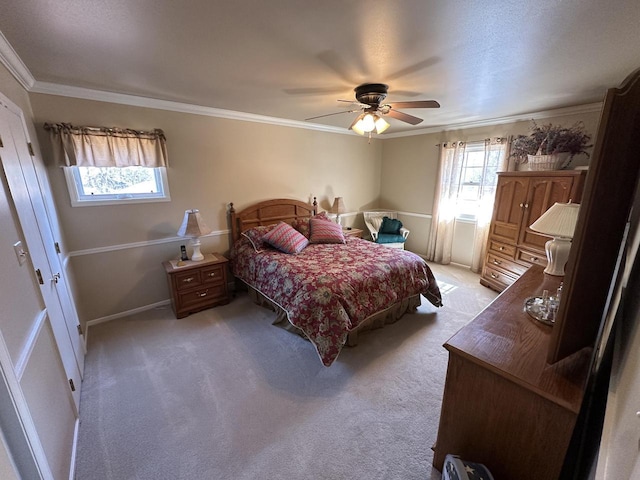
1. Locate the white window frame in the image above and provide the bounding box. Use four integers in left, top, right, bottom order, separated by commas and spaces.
455, 143, 500, 222
63, 166, 171, 207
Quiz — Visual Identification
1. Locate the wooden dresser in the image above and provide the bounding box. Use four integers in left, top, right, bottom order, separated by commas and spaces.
481, 170, 586, 292
163, 253, 230, 318
433, 265, 591, 479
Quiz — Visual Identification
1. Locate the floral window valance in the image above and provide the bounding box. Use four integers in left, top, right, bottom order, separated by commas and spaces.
43, 123, 169, 168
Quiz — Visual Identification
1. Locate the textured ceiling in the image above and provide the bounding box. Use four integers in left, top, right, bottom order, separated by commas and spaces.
1, 0, 640, 134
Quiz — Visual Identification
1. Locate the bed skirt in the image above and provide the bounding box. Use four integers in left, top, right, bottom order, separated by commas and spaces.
244, 282, 422, 347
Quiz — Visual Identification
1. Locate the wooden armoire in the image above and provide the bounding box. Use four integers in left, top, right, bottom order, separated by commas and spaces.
480, 170, 586, 292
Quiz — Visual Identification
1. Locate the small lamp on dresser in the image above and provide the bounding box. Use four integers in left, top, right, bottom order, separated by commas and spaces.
331, 197, 346, 226
177, 209, 212, 261
529, 202, 580, 276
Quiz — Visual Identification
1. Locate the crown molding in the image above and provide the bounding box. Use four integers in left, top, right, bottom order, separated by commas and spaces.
30, 81, 351, 135
0, 30, 35, 90
383, 102, 604, 138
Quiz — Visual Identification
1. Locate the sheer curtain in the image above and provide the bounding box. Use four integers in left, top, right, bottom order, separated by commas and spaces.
427, 138, 508, 272
427, 142, 466, 265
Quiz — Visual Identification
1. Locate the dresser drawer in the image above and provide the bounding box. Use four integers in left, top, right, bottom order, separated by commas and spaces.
488, 237, 516, 259
516, 248, 547, 267
486, 253, 528, 276
482, 264, 519, 290
175, 270, 202, 291
177, 284, 228, 310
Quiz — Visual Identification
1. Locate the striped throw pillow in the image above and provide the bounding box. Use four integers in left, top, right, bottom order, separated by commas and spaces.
263, 222, 309, 254
309, 218, 345, 244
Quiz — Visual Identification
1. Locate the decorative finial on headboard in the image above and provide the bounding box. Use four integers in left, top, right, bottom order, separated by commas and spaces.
229, 202, 235, 214
313, 196, 317, 214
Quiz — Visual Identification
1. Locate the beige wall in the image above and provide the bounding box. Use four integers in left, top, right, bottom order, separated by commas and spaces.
29, 94, 383, 322
380, 110, 603, 257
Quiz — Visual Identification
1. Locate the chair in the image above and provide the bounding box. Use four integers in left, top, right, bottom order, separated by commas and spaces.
362, 211, 410, 249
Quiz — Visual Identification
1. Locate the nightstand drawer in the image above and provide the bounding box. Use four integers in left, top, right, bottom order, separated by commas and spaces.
175, 270, 202, 291
177, 284, 227, 310
201, 264, 225, 286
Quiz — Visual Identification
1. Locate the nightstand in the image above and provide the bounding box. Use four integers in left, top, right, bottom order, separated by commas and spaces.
343, 228, 363, 238
163, 253, 230, 318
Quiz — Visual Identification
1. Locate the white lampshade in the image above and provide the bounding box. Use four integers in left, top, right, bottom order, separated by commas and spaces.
529, 202, 580, 276
331, 197, 346, 225
177, 209, 212, 261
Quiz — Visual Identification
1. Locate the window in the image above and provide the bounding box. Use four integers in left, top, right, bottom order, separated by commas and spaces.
455, 142, 501, 221
64, 166, 170, 206
44, 123, 170, 206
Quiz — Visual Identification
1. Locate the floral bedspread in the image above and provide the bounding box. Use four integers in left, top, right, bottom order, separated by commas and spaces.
231, 236, 442, 366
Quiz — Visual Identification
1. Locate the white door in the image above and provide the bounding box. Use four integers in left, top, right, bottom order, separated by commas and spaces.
0, 103, 81, 410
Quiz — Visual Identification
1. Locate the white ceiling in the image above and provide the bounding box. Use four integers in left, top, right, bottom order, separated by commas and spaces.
1, 0, 639, 135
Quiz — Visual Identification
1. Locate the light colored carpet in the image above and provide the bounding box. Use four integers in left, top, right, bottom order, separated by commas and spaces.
75, 263, 497, 480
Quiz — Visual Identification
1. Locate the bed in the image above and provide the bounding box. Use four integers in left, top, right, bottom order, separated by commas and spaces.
228, 198, 443, 366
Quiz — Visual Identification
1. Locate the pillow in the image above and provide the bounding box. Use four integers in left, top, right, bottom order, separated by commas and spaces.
292, 212, 331, 238
241, 224, 277, 252
262, 222, 309, 254
380, 216, 403, 235
368, 215, 384, 233
309, 217, 345, 244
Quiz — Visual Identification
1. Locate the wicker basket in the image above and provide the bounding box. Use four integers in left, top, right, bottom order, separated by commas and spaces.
527, 152, 572, 171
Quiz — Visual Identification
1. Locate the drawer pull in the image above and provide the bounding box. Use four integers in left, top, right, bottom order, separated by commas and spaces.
499, 246, 505, 251
182, 277, 195, 283
490, 273, 499, 279
492, 259, 502, 265
197, 290, 209, 298
530, 256, 538, 262
207, 272, 216, 277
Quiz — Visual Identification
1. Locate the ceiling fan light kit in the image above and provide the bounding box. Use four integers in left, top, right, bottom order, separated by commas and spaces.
306, 83, 440, 137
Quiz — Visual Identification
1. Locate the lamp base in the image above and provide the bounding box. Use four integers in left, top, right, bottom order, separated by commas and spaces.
543, 237, 572, 276
190, 238, 205, 261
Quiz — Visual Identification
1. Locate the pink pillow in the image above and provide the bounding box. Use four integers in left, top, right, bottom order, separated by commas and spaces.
309, 218, 345, 244
241, 224, 277, 252
292, 212, 331, 238
263, 222, 310, 254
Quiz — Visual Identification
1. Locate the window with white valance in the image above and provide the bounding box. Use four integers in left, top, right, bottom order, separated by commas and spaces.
44, 123, 170, 206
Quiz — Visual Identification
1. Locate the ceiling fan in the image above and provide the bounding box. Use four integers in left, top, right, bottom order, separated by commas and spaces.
306, 83, 440, 135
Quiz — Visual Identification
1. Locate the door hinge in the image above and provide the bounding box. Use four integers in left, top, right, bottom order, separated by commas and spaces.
35, 269, 44, 285
69, 379, 76, 392
27, 142, 35, 156
54, 242, 61, 254
77, 324, 84, 336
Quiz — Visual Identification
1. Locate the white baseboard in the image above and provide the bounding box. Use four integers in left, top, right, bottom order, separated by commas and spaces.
84, 299, 172, 348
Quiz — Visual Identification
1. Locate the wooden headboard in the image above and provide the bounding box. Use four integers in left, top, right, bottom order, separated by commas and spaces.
229, 197, 317, 243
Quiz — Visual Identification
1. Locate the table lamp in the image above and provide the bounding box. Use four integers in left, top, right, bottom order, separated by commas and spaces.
331, 197, 346, 226
177, 209, 212, 261
529, 202, 580, 276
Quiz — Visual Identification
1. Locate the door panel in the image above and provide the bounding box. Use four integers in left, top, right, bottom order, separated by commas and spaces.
489, 176, 528, 243
520, 177, 576, 250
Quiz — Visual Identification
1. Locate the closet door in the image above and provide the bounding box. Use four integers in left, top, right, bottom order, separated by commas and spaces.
2, 104, 85, 378
0, 104, 81, 410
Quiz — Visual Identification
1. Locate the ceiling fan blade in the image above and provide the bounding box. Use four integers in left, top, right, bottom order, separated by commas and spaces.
385, 109, 424, 125
305, 110, 356, 121
387, 100, 440, 109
